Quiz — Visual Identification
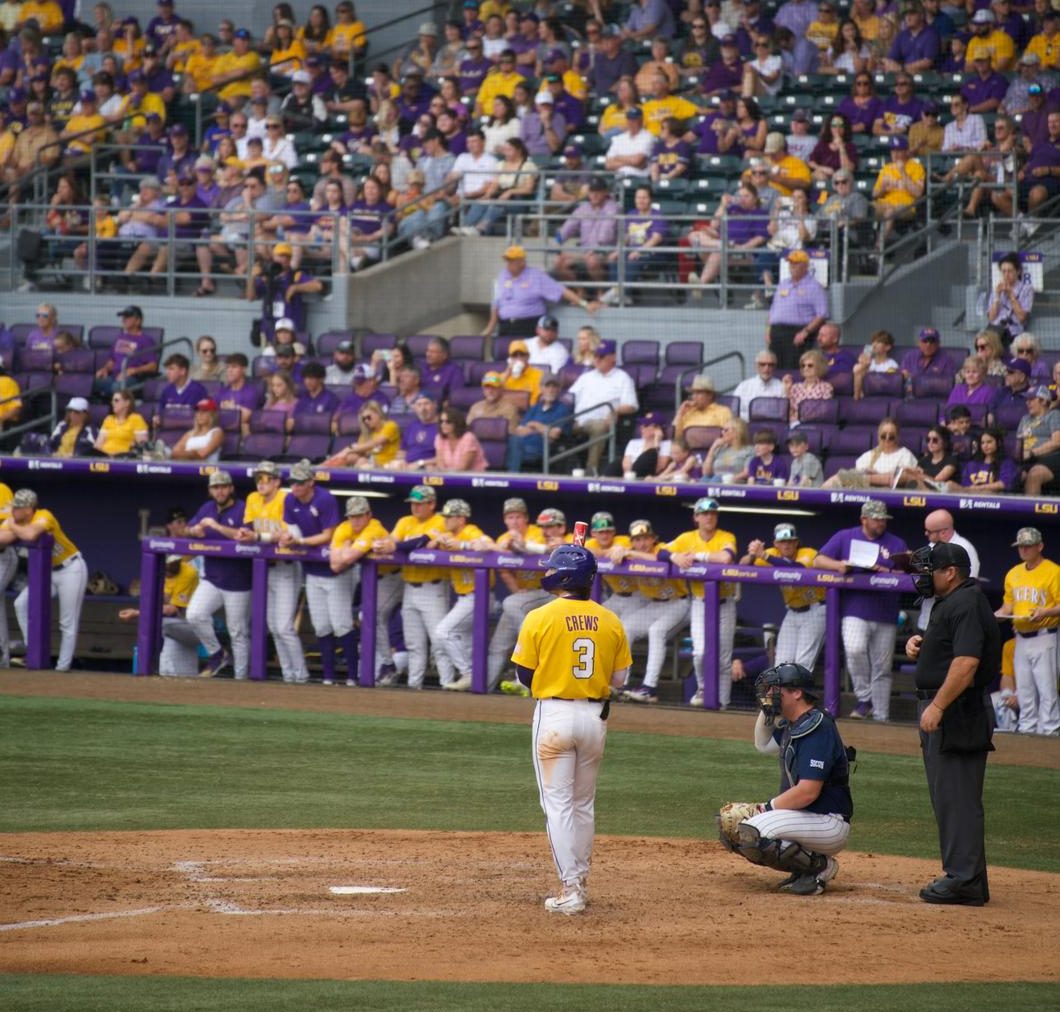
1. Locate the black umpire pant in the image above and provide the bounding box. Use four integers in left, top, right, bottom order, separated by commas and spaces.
919, 700, 990, 901
767, 323, 813, 371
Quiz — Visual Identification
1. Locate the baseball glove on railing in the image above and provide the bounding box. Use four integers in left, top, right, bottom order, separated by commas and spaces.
716, 801, 767, 847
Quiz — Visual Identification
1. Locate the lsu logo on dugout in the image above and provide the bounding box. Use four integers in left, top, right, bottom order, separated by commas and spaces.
1035, 502, 1058, 514
424, 475, 445, 486
776, 489, 799, 501
89, 461, 110, 473
536, 480, 558, 491
903, 495, 927, 507
655, 485, 677, 496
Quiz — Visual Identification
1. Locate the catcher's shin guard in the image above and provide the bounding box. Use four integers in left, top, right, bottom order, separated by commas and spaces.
735, 823, 827, 875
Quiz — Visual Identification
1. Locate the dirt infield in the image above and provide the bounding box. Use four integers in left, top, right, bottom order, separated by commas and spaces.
1, 671, 1059, 985
1, 828, 1059, 985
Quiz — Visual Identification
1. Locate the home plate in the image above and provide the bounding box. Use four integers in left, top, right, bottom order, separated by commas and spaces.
329, 886, 407, 895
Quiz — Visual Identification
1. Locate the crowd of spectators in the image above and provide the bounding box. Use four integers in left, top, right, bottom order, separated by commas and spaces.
2, 0, 1059, 299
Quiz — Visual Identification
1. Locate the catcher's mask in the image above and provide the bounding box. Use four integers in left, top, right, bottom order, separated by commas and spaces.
909, 542, 972, 598
755, 662, 817, 717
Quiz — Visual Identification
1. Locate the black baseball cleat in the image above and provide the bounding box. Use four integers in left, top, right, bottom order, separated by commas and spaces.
919, 877, 987, 907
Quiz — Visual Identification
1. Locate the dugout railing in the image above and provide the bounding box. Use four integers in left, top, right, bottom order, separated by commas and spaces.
134, 534, 916, 715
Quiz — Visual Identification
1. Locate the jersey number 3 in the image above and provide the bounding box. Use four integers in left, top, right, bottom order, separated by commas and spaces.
571, 637, 595, 680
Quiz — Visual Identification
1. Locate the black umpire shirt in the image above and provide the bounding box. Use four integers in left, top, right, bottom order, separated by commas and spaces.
915, 578, 1000, 692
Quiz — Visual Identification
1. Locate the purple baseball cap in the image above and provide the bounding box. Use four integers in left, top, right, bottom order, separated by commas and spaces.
594, 339, 617, 357
918, 326, 939, 342
1005, 357, 1031, 377
890, 135, 909, 150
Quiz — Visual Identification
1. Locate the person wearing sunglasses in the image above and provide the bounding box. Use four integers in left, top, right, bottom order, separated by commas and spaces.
824, 417, 918, 491
324, 399, 400, 469
25, 303, 60, 352
898, 426, 961, 491
837, 73, 881, 135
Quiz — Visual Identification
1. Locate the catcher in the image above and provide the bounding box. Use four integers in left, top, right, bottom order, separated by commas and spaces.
716, 663, 854, 896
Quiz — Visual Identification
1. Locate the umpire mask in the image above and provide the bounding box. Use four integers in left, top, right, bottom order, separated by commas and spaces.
910, 545, 936, 599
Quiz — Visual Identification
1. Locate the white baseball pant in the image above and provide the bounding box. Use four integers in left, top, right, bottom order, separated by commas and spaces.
15, 554, 88, 672
841, 616, 896, 720
532, 698, 608, 889
434, 592, 475, 682
488, 588, 551, 689
373, 572, 404, 674
1013, 631, 1060, 736
268, 561, 307, 683
0, 546, 18, 664
622, 597, 690, 689
691, 597, 736, 706
402, 581, 454, 688
776, 603, 827, 670
305, 572, 356, 637
745, 809, 851, 856
160, 617, 201, 676
603, 593, 638, 625
186, 579, 251, 679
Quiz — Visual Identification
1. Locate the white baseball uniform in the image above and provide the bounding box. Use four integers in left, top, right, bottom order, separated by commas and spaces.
186, 579, 251, 678
390, 511, 448, 688
621, 560, 691, 689
1003, 557, 1060, 736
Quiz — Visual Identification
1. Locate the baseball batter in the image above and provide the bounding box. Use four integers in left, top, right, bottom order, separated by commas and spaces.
717, 664, 854, 896
433, 499, 490, 692
994, 527, 1060, 736
375, 485, 449, 689
741, 523, 826, 671
662, 497, 738, 708
277, 460, 341, 685
329, 495, 389, 686
235, 460, 306, 683
512, 543, 631, 915
0, 482, 17, 666
185, 471, 251, 679
487, 499, 547, 691
0, 488, 88, 672
585, 511, 635, 624
614, 519, 690, 703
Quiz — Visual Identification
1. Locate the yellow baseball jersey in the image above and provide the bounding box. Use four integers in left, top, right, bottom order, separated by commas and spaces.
642, 95, 700, 136
631, 544, 688, 601
965, 31, 1015, 72
496, 524, 545, 590
665, 528, 738, 600
0, 483, 12, 521
1003, 559, 1060, 634
216, 51, 263, 102
331, 517, 398, 575
874, 159, 925, 209
1001, 637, 1015, 679
448, 523, 487, 595
475, 69, 526, 114
183, 50, 220, 91
1, 508, 79, 567
243, 489, 288, 537
62, 114, 106, 153
756, 547, 825, 609
512, 596, 632, 700
392, 512, 447, 582
1026, 32, 1060, 71
326, 20, 368, 53
18, 0, 63, 32
164, 560, 199, 610
586, 534, 635, 595
170, 38, 202, 73
119, 92, 167, 129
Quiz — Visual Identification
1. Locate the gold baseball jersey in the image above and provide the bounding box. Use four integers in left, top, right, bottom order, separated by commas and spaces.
632, 544, 689, 601
243, 489, 288, 537
755, 547, 825, 609
1003, 558, 1060, 634
0, 483, 12, 521
391, 513, 448, 582
512, 596, 632, 700
496, 523, 545, 590
164, 561, 199, 610
587, 534, 635, 594
664, 528, 738, 599
1, 509, 80, 567
448, 523, 488, 595
330, 517, 398, 575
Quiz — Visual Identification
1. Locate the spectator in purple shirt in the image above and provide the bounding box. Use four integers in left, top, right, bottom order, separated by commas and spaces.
838, 74, 884, 135
153, 352, 208, 426
816, 320, 859, 376
873, 75, 925, 136
690, 182, 770, 288
420, 337, 465, 405
156, 124, 196, 187
217, 352, 261, 433
336, 364, 391, 423
776, 27, 820, 78
1018, 109, 1060, 214
542, 72, 585, 132
701, 36, 745, 97
590, 24, 639, 95
458, 38, 492, 95
814, 500, 909, 721
140, 45, 176, 103
146, 0, 180, 48
186, 471, 251, 679
651, 117, 693, 179
696, 92, 740, 153
962, 58, 1009, 113
601, 184, 668, 305
94, 306, 157, 396
292, 362, 339, 427
736, 428, 791, 484
398, 393, 442, 468
553, 177, 620, 287
774, 0, 816, 40
520, 90, 566, 155
900, 326, 957, 384
946, 356, 996, 409
623, 0, 676, 41
885, 5, 940, 73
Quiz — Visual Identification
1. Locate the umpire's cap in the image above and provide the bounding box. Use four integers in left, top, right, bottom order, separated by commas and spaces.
12, 488, 38, 509
929, 542, 971, 570
345, 495, 371, 516
208, 470, 233, 487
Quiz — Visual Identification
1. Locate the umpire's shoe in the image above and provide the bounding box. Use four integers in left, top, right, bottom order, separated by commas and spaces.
919, 875, 987, 907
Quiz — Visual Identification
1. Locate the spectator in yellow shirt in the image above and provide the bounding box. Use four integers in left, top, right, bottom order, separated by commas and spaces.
873, 134, 924, 239
1026, 13, 1059, 71
113, 18, 146, 74
270, 20, 306, 76
61, 90, 107, 155
327, 0, 367, 58
761, 132, 812, 196
474, 49, 526, 117
0, 366, 21, 427
806, 0, 841, 51
215, 28, 262, 103
16, 0, 63, 33
500, 340, 543, 405
964, 10, 1015, 72
167, 20, 201, 73
181, 33, 219, 93
117, 73, 167, 133
95, 390, 149, 456
641, 71, 703, 136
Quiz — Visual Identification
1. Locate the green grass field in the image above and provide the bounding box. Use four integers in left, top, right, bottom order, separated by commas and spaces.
2, 693, 1058, 1009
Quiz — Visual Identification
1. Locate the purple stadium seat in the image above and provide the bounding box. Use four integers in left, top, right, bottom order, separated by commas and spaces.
791, 426, 826, 454
282, 434, 331, 461
201, 380, 222, 398
406, 334, 438, 359
250, 409, 288, 434
624, 363, 657, 388
992, 401, 1027, 431
480, 439, 507, 470
827, 371, 853, 397
87, 327, 121, 349
11, 323, 83, 345
622, 340, 660, 367
896, 401, 939, 428
361, 333, 397, 357
88, 404, 110, 428
681, 425, 721, 451
316, 330, 354, 357
797, 398, 838, 425
963, 402, 989, 425
291, 412, 333, 435
470, 416, 510, 470
450, 335, 485, 361
241, 433, 285, 460
911, 374, 954, 399
467, 361, 507, 386
749, 396, 789, 423
665, 341, 703, 366
218, 409, 242, 432
16, 348, 52, 371
161, 405, 194, 431
449, 386, 481, 411
220, 432, 242, 459
837, 397, 894, 426
335, 412, 361, 437
1003, 434, 1022, 461
54, 373, 93, 405
141, 377, 167, 401
827, 427, 875, 454
904, 427, 929, 451
492, 336, 516, 360
18, 370, 53, 392
560, 363, 588, 388
823, 454, 857, 478
863, 372, 904, 399
58, 348, 95, 373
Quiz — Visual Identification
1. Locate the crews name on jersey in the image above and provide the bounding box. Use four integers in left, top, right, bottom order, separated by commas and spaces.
564, 614, 600, 632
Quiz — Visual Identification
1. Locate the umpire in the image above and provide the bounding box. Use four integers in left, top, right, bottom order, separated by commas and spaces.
905, 542, 1000, 907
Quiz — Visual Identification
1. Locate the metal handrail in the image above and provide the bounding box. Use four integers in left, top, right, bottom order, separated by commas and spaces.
1, 384, 59, 449
678, 351, 747, 413
541, 398, 620, 475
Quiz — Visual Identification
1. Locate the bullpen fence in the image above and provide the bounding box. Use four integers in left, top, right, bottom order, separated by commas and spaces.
135, 536, 916, 714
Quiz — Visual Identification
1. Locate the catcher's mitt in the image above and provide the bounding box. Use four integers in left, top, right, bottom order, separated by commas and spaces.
716, 801, 766, 848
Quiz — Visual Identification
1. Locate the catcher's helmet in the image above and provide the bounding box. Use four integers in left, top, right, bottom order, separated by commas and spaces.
764, 663, 815, 693
541, 544, 597, 594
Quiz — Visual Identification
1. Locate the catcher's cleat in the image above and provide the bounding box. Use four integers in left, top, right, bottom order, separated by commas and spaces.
544, 886, 586, 915
623, 684, 658, 703
781, 857, 839, 896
